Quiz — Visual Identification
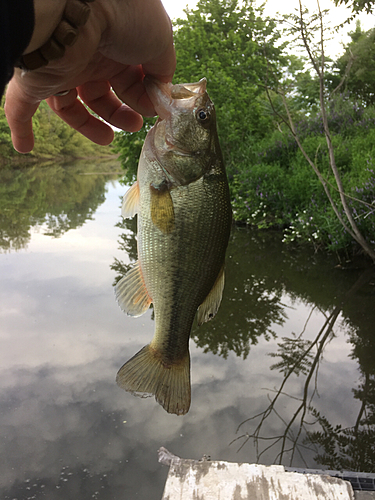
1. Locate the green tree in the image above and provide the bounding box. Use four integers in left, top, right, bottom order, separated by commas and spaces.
260, 1, 375, 261
173, 0, 289, 174
114, 0, 294, 181
331, 23, 375, 106
0, 102, 16, 159
334, 0, 375, 14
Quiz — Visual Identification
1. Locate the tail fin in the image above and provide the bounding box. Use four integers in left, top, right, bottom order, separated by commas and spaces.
116, 344, 191, 416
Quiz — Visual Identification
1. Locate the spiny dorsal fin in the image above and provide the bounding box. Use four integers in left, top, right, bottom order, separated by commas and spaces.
115, 261, 152, 317
122, 181, 140, 218
116, 344, 191, 415
197, 264, 225, 326
150, 183, 175, 234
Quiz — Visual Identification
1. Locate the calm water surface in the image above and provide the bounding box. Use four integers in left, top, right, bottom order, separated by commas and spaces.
0, 163, 374, 499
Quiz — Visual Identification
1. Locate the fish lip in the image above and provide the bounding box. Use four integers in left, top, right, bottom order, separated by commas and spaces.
144, 76, 172, 120
144, 76, 207, 118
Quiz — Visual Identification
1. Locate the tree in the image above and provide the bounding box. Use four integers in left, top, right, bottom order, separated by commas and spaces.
0, 102, 15, 159
330, 23, 375, 106
334, 0, 375, 15
114, 0, 295, 180
264, 1, 375, 262
173, 0, 290, 173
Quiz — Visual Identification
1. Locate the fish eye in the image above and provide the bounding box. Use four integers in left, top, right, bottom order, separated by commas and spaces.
196, 108, 210, 122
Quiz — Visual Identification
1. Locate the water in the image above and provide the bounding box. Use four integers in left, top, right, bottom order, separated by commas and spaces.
0, 162, 374, 499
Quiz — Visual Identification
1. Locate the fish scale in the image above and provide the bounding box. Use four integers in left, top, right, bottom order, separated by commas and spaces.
115, 77, 232, 415
142, 180, 227, 356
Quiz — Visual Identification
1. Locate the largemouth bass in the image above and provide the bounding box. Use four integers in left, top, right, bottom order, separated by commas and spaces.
115, 77, 232, 415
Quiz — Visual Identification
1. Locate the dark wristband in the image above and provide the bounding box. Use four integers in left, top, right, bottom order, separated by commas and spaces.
16, 0, 95, 71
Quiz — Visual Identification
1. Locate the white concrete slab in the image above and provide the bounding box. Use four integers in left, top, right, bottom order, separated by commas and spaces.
158, 448, 355, 500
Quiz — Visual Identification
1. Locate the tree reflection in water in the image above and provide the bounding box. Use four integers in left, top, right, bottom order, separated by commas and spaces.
112, 220, 375, 471
0, 161, 120, 252
232, 267, 375, 471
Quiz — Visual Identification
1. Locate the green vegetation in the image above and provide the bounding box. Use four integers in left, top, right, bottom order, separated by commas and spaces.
0, 99, 113, 162
231, 95, 375, 253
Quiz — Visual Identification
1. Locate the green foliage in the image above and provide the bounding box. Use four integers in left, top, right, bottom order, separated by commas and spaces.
232, 95, 375, 254
0, 99, 113, 162
173, 0, 291, 175
0, 106, 14, 159
330, 24, 375, 106
334, 0, 375, 14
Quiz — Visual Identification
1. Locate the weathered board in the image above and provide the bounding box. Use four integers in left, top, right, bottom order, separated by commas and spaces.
158, 448, 355, 500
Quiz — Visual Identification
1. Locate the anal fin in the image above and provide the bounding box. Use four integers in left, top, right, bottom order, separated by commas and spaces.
197, 264, 225, 326
115, 261, 152, 317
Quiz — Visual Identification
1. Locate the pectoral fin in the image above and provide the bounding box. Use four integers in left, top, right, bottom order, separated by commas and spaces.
197, 265, 225, 326
150, 182, 175, 234
115, 261, 152, 317
122, 181, 140, 218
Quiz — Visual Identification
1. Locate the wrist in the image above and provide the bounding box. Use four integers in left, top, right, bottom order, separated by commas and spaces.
17, 0, 95, 71
26, 1, 66, 53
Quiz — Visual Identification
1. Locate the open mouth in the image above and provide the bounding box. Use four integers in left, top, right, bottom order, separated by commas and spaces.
144, 77, 207, 118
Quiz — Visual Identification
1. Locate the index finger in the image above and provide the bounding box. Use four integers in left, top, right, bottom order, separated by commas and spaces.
4, 80, 40, 153
142, 34, 176, 83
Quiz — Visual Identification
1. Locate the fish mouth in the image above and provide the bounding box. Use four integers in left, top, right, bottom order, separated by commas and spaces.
144, 76, 207, 119
145, 77, 207, 158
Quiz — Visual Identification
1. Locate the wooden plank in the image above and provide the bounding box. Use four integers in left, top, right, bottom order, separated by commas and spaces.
158, 448, 355, 500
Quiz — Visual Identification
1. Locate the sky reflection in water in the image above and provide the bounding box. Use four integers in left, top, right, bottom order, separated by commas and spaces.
0, 164, 373, 499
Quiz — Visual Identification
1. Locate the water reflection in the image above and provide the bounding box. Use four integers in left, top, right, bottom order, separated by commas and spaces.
0, 164, 374, 499
113, 212, 375, 470
230, 262, 375, 469
0, 161, 120, 252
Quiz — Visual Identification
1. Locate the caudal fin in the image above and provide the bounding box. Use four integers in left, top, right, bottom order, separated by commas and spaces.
116, 345, 191, 415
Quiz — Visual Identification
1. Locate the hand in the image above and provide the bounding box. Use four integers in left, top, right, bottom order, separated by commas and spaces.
4, 0, 176, 153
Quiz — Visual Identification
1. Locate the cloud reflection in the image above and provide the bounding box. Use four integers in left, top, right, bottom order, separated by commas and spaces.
0, 169, 373, 498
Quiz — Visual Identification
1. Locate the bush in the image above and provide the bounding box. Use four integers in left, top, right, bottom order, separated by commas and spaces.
232, 95, 375, 255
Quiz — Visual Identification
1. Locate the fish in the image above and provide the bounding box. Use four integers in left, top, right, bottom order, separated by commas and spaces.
115, 77, 232, 415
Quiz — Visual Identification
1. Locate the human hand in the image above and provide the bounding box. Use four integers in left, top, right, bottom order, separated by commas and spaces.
4, 0, 176, 153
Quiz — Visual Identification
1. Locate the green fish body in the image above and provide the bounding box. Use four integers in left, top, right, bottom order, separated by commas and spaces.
115, 78, 232, 415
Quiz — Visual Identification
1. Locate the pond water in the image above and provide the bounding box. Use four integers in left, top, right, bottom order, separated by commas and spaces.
0, 162, 374, 499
